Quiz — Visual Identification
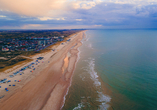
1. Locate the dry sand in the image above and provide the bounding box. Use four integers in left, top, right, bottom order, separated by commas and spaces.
0, 31, 86, 110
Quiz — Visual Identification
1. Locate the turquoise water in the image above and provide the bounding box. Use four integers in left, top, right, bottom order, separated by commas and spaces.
63, 30, 157, 110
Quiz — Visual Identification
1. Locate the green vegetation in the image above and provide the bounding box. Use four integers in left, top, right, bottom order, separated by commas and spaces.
0, 57, 26, 69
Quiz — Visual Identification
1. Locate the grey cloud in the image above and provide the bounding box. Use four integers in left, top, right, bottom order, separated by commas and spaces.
1, 1, 157, 29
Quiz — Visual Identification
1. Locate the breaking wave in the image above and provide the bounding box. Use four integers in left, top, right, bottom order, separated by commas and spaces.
73, 102, 84, 110
75, 58, 111, 110
87, 58, 111, 110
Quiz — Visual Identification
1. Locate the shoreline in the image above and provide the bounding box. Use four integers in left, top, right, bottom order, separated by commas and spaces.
61, 33, 85, 109
0, 31, 86, 110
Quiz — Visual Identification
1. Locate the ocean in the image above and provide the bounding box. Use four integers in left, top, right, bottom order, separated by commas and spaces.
62, 29, 157, 110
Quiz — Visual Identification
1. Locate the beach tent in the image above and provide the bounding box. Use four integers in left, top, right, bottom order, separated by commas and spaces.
13, 72, 19, 76
9, 75, 14, 78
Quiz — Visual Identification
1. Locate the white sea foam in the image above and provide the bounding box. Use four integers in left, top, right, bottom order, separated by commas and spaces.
87, 58, 111, 109
73, 102, 84, 110
73, 101, 91, 110
97, 92, 111, 110
87, 58, 100, 86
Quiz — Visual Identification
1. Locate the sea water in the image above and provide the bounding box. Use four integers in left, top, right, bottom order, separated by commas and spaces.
62, 29, 157, 110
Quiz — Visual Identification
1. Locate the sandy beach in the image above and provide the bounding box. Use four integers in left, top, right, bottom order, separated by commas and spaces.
0, 31, 86, 110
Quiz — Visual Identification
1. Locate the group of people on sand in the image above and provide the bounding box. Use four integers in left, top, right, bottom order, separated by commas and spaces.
0, 58, 46, 99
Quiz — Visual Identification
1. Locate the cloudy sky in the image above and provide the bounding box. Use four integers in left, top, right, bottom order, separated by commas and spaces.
0, 0, 157, 29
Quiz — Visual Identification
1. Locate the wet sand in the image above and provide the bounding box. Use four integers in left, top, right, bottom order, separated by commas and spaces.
0, 31, 85, 110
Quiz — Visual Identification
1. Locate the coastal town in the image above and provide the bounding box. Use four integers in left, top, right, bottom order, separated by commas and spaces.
0, 36, 64, 52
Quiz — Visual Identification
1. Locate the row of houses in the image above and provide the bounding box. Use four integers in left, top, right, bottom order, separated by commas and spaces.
0, 36, 64, 52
